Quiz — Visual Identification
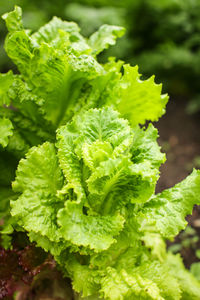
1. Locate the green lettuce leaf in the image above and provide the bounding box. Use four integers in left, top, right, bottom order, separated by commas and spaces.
0, 71, 14, 106
11, 107, 164, 255
116, 65, 168, 126
65, 255, 101, 297
89, 24, 125, 55
0, 118, 13, 147
2, 5, 23, 32
191, 262, 200, 282
11, 142, 64, 242
101, 261, 181, 300
2, 6, 167, 131
167, 253, 200, 300
131, 123, 166, 169
137, 169, 200, 239
57, 201, 124, 251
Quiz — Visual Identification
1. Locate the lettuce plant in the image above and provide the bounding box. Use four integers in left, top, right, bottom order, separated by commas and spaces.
1, 6, 200, 300
65, 0, 200, 112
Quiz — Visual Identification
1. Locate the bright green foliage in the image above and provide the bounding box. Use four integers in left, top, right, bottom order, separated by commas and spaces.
137, 170, 200, 239
11, 107, 200, 299
1, 0, 200, 111
1, 6, 200, 300
11, 142, 64, 242
0, 6, 167, 239
65, 0, 200, 112
191, 262, 200, 281
88, 25, 125, 55
2, 5, 23, 32
116, 65, 167, 126
0, 72, 14, 105
167, 253, 200, 299
0, 117, 13, 147
0, 5, 167, 157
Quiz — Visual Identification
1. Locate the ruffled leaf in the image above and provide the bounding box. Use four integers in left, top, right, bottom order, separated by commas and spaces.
2, 5, 23, 32
167, 253, 200, 299
101, 267, 163, 300
0, 118, 13, 148
101, 261, 181, 300
137, 169, 200, 239
65, 256, 101, 297
11, 143, 64, 242
11, 191, 62, 242
0, 71, 14, 106
57, 201, 124, 251
116, 65, 168, 126
87, 157, 158, 214
131, 124, 166, 169
12, 142, 63, 193
89, 25, 125, 55
191, 262, 200, 282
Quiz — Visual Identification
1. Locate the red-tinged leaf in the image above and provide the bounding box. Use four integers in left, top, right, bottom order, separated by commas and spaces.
0, 244, 49, 298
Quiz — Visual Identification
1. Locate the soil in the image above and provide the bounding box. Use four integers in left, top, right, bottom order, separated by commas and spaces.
155, 96, 200, 267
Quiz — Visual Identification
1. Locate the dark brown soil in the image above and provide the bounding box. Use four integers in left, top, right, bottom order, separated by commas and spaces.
155, 96, 200, 267
156, 97, 200, 192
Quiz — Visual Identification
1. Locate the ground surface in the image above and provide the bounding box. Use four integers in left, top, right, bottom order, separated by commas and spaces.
156, 97, 200, 192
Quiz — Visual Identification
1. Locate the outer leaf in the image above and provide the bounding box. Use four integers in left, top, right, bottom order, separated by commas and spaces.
90, 212, 141, 270
12, 142, 63, 193
131, 261, 181, 300
11, 142, 64, 242
4, 30, 33, 76
57, 201, 124, 251
101, 261, 181, 300
116, 65, 168, 126
137, 169, 200, 239
0, 71, 14, 106
11, 192, 62, 241
2, 6, 23, 32
11, 191, 62, 242
167, 253, 200, 300
0, 118, 13, 148
89, 25, 125, 55
131, 124, 166, 169
65, 256, 101, 297
28, 232, 68, 257
31, 16, 80, 45
191, 262, 200, 282
101, 267, 164, 300
31, 16, 90, 54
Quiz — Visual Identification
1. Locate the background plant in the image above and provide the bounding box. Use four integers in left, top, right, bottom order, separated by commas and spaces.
1, 0, 200, 111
